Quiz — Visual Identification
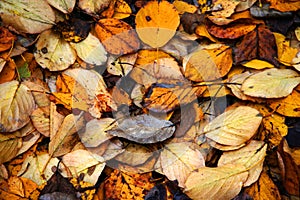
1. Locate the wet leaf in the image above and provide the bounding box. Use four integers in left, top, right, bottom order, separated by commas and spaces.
95, 18, 140, 55
0, 80, 35, 132
184, 165, 248, 200
135, 1, 180, 48
218, 140, 267, 186
155, 142, 205, 187
34, 30, 77, 71
203, 106, 262, 146
241, 68, 300, 98
107, 114, 175, 144
0, 0, 55, 34
234, 25, 279, 66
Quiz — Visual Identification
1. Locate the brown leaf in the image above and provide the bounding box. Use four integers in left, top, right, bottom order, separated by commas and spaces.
0, 27, 16, 52
234, 25, 279, 66
95, 18, 140, 55
180, 12, 205, 34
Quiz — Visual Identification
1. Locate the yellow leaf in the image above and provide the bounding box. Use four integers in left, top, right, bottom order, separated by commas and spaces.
184, 165, 248, 199
8, 176, 25, 197
203, 106, 262, 146
0, 80, 35, 132
113, 0, 132, 19
135, 1, 180, 48
242, 59, 274, 69
269, 0, 300, 12
274, 32, 298, 66
241, 68, 300, 98
218, 140, 267, 186
173, 0, 197, 14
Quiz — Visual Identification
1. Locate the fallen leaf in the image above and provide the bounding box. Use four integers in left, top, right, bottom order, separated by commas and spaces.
0, 0, 55, 34
242, 59, 274, 69
70, 33, 107, 66
180, 12, 205, 34
268, 89, 300, 117
113, 0, 132, 19
49, 114, 84, 157
0, 27, 16, 52
269, 0, 300, 12
184, 44, 232, 82
211, 0, 240, 18
173, 0, 197, 14
107, 114, 175, 144
203, 106, 262, 146
107, 53, 137, 76
135, 1, 180, 48
0, 134, 22, 164
244, 171, 281, 200
0, 80, 35, 132
218, 140, 267, 186
34, 30, 77, 71
155, 142, 205, 187
0, 58, 16, 84
47, 0, 76, 13
234, 25, 279, 66
236, 0, 257, 12
274, 32, 298, 66
184, 165, 248, 199
30, 107, 50, 137
241, 68, 300, 98
8, 176, 25, 197
95, 18, 140, 55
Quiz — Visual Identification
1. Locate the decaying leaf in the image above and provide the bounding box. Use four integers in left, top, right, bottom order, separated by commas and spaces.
135, 1, 180, 48
0, 80, 35, 132
241, 68, 300, 98
78, 0, 111, 14
155, 142, 205, 187
47, 0, 76, 13
95, 18, 140, 55
203, 106, 262, 146
218, 140, 267, 186
113, 0, 132, 19
0, 0, 55, 34
184, 165, 248, 199
0, 133, 22, 164
34, 30, 77, 71
210, 0, 240, 18
107, 114, 175, 144
0, 27, 16, 52
107, 53, 137, 76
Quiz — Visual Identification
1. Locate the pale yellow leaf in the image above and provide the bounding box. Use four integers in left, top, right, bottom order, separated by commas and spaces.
218, 140, 267, 186
78, 0, 110, 14
16, 130, 40, 156
30, 106, 50, 137
0, 0, 55, 34
70, 33, 107, 65
49, 114, 84, 157
204, 106, 262, 146
34, 30, 76, 71
47, 0, 76, 13
184, 165, 248, 200
156, 142, 205, 187
79, 118, 114, 147
241, 68, 300, 98
107, 53, 137, 76
18, 153, 59, 185
0, 80, 35, 132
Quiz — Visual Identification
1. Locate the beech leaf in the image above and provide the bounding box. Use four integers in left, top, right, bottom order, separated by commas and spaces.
107, 114, 175, 144
47, 0, 76, 13
184, 165, 248, 200
203, 106, 262, 146
241, 68, 300, 98
0, 80, 35, 132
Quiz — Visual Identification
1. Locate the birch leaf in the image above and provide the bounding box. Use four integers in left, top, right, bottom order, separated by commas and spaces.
218, 140, 267, 186
47, 0, 76, 13
107, 114, 175, 144
204, 106, 262, 146
34, 30, 76, 71
241, 68, 300, 98
0, 0, 55, 34
155, 142, 205, 187
49, 114, 84, 157
0, 80, 35, 132
184, 165, 248, 200
70, 33, 107, 65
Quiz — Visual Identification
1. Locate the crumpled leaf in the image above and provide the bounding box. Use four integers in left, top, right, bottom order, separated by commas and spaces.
47, 0, 75, 13
70, 33, 107, 65
95, 18, 140, 55
34, 30, 77, 71
0, 80, 35, 132
274, 32, 298, 66
107, 114, 175, 144
135, 1, 180, 48
78, 0, 110, 14
0, 27, 16, 52
184, 164, 248, 199
18, 153, 60, 185
79, 118, 115, 147
155, 142, 205, 187
0, 0, 55, 34
211, 0, 240, 18
218, 140, 267, 186
234, 25, 279, 66
241, 68, 300, 98
49, 114, 84, 157
184, 44, 232, 82
203, 106, 262, 146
